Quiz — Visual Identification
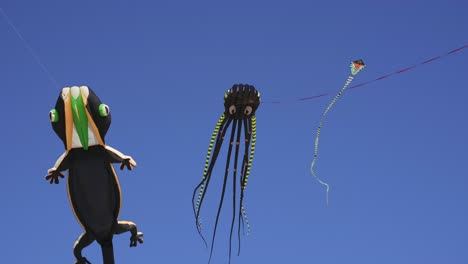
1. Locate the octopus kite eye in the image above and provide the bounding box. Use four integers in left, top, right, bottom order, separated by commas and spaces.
229, 105, 236, 115
244, 106, 253, 116
99, 104, 110, 117
49, 109, 59, 122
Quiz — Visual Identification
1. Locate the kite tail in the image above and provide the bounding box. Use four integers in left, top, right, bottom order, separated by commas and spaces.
310, 60, 365, 205
310, 75, 353, 206
100, 241, 115, 264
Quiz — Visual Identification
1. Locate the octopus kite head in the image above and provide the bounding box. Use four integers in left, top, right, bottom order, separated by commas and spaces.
223, 84, 261, 119
49, 86, 111, 150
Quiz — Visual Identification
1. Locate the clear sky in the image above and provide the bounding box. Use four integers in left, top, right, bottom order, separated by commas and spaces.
1, 0, 467, 263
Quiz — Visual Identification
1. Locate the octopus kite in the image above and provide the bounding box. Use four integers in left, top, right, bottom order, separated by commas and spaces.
192, 84, 260, 263
46, 86, 143, 264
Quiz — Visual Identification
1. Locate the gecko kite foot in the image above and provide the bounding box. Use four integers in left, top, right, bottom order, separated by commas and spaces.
114, 221, 143, 247
75, 257, 91, 264
130, 232, 144, 247
120, 157, 136, 171
45, 168, 64, 184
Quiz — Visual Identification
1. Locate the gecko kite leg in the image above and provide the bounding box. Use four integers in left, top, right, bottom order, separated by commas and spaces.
114, 221, 144, 247
73, 232, 94, 264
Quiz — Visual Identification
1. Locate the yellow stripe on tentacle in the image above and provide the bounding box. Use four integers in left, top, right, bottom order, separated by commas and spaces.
240, 115, 257, 235
195, 113, 226, 216
242, 115, 256, 191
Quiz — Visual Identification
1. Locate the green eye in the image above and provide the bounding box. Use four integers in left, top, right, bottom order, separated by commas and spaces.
99, 104, 110, 117
49, 109, 59, 122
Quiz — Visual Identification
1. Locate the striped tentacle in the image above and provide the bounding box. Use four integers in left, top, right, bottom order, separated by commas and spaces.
241, 206, 250, 234
195, 117, 233, 225
192, 114, 228, 244
239, 116, 256, 238
310, 75, 354, 206
194, 114, 226, 216
242, 115, 257, 191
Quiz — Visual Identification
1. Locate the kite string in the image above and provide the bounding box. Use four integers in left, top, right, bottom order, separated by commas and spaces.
264, 44, 468, 104
310, 75, 354, 206
0, 7, 59, 87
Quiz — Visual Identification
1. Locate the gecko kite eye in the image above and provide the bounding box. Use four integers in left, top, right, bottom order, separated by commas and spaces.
99, 104, 110, 117
49, 109, 59, 122
229, 105, 236, 115
244, 106, 253, 115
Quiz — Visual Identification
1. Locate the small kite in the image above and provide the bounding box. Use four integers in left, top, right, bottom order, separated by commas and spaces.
310, 60, 366, 205
46, 86, 143, 264
192, 84, 261, 263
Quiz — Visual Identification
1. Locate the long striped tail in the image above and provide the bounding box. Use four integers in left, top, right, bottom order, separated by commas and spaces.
310, 60, 366, 205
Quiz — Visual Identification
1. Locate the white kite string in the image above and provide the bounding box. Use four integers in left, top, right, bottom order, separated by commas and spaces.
0, 7, 59, 87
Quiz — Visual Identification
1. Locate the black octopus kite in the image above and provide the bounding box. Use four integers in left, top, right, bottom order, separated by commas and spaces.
192, 84, 261, 263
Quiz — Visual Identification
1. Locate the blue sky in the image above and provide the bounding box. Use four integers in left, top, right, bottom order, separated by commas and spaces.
1, 0, 467, 263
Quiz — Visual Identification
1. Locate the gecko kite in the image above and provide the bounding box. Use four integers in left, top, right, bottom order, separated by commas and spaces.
310, 60, 366, 205
192, 84, 260, 263
46, 86, 143, 264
